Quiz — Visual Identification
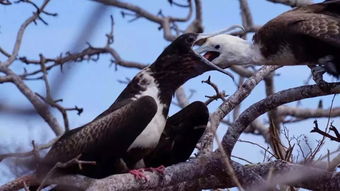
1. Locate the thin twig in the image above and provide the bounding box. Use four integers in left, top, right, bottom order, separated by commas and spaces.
37, 154, 96, 191
202, 76, 227, 105
1, 0, 51, 67
238, 139, 276, 157
311, 120, 340, 142
310, 94, 338, 160
0, 137, 58, 162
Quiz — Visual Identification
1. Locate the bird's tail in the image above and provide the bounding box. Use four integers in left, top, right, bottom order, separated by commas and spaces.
0, 174, 38, 191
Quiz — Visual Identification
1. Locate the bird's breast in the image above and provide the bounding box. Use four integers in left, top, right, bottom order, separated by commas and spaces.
127, 72, 167, 151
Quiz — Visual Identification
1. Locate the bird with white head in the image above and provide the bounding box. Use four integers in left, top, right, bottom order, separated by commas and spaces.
195, 0, 340, 78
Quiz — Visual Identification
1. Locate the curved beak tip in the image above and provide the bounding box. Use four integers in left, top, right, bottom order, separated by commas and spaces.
192, 28, 239, 82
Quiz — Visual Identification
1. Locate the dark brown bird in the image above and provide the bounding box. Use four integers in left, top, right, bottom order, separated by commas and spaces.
1, 31, 234, 190
36, 33, 231, 180
196, 0, 340, 78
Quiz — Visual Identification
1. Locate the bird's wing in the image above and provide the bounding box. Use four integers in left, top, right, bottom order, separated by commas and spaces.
323, 0, 340, 5
144, 101, 208, 167
94, 98, 133, 120
255, 0, 340, 47
94, 76, 147, 120
284, 1, 340, 48
40, 96, 157, 170
291, 15, 340, 48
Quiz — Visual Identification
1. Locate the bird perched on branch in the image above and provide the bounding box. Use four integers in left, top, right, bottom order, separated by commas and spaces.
195, 0, 340, 78
1, 101, 209, 191
0, 31, 236, 190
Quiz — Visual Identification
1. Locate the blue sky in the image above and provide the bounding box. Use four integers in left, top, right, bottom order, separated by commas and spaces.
0, 0, 336, 185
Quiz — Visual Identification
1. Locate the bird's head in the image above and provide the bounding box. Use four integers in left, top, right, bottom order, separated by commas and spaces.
153, 33, 234, 76
150, 33, 234, 91
194, 34, 255, 68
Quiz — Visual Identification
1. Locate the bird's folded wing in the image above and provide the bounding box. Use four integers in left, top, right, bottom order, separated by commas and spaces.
289, 13, 340, 48
144, 101, 208, 167
42, 96, 157, 166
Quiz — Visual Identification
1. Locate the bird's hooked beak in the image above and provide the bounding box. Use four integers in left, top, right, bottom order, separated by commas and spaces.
192, 25, 245, 81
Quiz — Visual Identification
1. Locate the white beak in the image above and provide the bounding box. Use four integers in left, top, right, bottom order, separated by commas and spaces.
191, 25, 245, 81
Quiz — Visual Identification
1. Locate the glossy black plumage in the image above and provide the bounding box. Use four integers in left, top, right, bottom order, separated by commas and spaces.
144, 101, 208, 167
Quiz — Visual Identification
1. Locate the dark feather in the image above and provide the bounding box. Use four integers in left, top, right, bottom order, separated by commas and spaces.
144, 101, 208, 167
37, 96, 157, 178
35, 32, 223, 183
253, 0, 340, 77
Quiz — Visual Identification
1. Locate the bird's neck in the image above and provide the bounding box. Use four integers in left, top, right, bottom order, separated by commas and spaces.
150, 56, 206, 95
116, 68, 172, 112
238, 43, 264, 65
116, 61, 198, 113
220, 39, 265, 66
250, 44, 266, 64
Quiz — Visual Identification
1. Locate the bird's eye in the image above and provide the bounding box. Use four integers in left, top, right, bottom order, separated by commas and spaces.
215, 45, 220, 49
187, 36, 195, 43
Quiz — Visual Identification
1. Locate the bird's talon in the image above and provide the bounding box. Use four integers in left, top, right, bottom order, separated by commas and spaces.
153, 165, 165, 174
144, 165, 165, 174
129, 169, 148, 181
309, 65, 332, 91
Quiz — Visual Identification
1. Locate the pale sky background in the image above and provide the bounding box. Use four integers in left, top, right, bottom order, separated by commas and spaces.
0, 0, 337, 186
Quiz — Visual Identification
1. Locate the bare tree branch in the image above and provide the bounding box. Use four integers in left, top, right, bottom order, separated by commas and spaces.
202, 76, 227, 105
0, 66, 63, 135
0, 0, 63, 135
94, 0, 196, 41
278, 106, 340, 119
223, 83, 340, 155
20, 46, 146, 78
239, 0, 253, 29
0, 137, 58, 162
266, 0, 312, 7
19, 159, 339, 191
1, 0, 52, 67
311, 120, 340, 142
